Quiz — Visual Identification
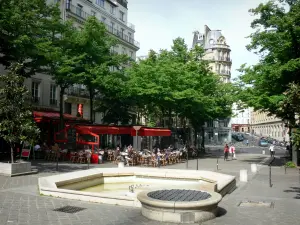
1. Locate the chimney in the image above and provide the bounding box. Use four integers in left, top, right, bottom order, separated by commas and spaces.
204, 25, 211, 39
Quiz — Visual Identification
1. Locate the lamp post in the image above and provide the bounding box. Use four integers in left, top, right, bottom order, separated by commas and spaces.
133, 126, 142, 151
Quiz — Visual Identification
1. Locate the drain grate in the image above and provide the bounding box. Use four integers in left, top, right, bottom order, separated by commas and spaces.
238, 201, 274, 208
53, 205, 86, 214
148, 189, 211, 202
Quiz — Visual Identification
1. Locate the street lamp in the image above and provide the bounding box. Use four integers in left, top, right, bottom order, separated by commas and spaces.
133, 126, 142, 151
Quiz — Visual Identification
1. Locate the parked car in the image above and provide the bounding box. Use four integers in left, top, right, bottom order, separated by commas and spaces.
258, 138, 269, 147
232, 133, 244, 142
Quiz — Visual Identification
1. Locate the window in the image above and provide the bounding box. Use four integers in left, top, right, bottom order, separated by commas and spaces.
122, 47, 126, 55
110, 22, 114, 32
64, 102, 72, 114
119, 11, 125, 21
110, 4, 115, 14
96, 0, 104, 8
101, 16, 106, 22
91, 10, 96, 16
76, 4, 83, 17
130, 51, 133, 59
120, 28, 124, 38
66, 0, 71, 10
50, 84, 57, 105
32, 82, 39, 103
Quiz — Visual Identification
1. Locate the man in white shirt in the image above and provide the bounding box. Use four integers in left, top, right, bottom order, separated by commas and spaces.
269, 144, 275, 157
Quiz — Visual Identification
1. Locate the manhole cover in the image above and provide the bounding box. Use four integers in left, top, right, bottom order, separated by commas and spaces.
53, 205, 86, 214
238, 201, 274, 208
148, 189, 211, 202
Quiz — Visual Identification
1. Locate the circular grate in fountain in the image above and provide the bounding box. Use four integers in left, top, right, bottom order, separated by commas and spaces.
147, 189, 211, 202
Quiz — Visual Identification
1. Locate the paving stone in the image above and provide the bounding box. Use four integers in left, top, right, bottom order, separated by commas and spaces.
0, 154, 299, 225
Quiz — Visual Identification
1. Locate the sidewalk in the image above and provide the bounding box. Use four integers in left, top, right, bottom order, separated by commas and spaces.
203, 159, 300, 225
0, 153, 299, 225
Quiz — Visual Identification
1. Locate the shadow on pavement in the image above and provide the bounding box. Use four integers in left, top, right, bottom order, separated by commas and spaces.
284, 187, 300, 199
264, 157, 285, 167
239, 156, 267, 164
216, 207, 227, 217
30, 160, 111, 173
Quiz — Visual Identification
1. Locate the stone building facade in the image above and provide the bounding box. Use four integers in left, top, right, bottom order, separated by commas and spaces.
8, 0, 139, 123
192, 25, 232, 144
250, 110, 288, 141
231, 103, 251, 133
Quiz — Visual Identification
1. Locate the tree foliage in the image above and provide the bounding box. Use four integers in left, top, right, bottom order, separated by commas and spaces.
73, 17, 130, 123
126, 38, 234, 145
0, 64, 40, 163
236, 0, 300, 163
0, 0, 61, 77
237, 0, 300, 121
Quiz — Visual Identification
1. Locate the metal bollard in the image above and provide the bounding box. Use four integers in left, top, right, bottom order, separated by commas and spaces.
269, 164, 272, 187
186, 151, 188, 169
217, 158, 219, 171
196, 154, 199, 170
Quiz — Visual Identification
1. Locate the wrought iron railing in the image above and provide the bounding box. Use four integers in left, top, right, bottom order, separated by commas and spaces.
67, 87, 89, 98
65, 3, 139, 48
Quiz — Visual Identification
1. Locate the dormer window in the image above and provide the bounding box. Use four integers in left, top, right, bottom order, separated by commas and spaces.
119, 11, 125, 21
110, 4, 115, 14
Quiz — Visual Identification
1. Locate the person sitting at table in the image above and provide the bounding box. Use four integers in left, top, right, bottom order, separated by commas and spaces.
34, 143, 41, 151
41, 142, 49, 151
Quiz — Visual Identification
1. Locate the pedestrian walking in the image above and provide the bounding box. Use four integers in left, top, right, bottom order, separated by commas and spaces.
269, 144, 275, 157
246, 139, 249, 146
224, 144, 229, 161
230, 144, 236, 160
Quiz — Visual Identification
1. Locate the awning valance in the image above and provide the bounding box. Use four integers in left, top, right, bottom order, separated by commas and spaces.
131, 128, 171, 137
74, 125, 120, 135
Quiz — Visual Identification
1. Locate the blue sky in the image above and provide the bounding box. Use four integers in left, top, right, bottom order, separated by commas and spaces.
127, 0, 267, 79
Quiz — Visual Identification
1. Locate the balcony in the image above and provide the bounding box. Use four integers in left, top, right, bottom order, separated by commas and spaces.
31, 96, 40, 104
214, 56, 231, 62
218, 70, 231, 75
211, 43, 231, 51
67, 87, 89, 98
65, 3, 139, 48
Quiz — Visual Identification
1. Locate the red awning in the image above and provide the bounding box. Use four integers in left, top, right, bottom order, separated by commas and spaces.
118, 127, 133, 135
33, 111, 88, 122
74, 125, 120, 135
131, 128, 171, 137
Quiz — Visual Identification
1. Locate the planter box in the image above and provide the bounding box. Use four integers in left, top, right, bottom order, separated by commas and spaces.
0, 162, 37, 177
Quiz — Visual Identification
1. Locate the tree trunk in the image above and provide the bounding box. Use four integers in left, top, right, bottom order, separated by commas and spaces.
59, 87, 65, 130
182, 117, 187, 145
168, 108, 172, 146
201, 126, 205, 152
10, 145, 14, 163
291, 127, 298, 166
193, 127, 197, 147
89, 88, 94, 124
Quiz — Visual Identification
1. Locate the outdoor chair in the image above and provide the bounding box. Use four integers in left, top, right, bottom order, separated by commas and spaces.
77, 151, 86, 164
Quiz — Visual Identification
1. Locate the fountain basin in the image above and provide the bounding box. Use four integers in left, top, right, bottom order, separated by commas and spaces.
138, 189, 222, 223
38, 167, 235, 207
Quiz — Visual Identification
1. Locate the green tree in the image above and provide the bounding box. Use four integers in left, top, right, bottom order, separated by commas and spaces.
74, 17, 129, 123
38, 17, 85, 129
0, 64, 40, 163
94, 70, 133, 125
236, 0, 300, 164
0, 0, 61, 77
126, 38, 234, 148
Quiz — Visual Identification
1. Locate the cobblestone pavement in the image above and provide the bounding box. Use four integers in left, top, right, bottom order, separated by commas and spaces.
0, 153, 299, 225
